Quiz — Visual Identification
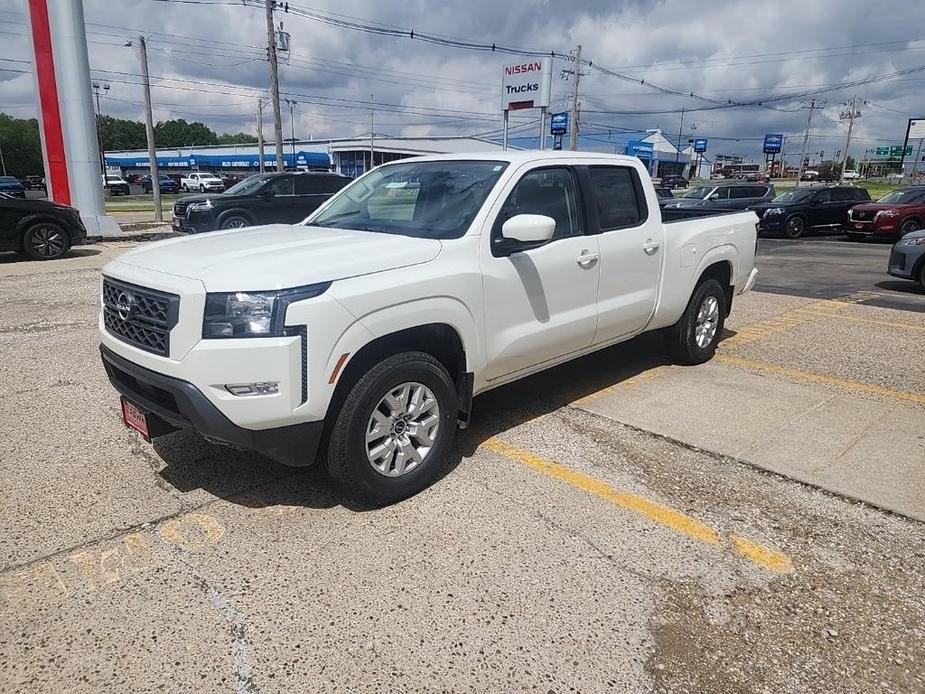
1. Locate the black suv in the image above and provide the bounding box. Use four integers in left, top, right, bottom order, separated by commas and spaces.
0, 192, 88, 259
660, 175, 688, 190
173, 172, 350, 233
749, 186, 871, 238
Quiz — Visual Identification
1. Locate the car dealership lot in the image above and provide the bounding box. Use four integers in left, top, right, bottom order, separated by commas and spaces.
1, 240, 923, 692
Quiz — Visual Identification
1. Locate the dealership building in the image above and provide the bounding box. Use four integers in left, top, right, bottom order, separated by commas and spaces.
103, 135, 513, 179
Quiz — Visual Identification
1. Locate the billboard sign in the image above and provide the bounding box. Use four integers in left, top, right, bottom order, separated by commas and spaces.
625, 140, 654, 158
501, 58, 552, 111
875, 146, 889, 157
550, 112, 569, 135
908, 119, 925, 140
890, 145, 913, 157
763, 133, 783, 154
693, 138, 708, 153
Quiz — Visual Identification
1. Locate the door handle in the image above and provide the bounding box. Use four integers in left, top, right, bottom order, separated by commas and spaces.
642, 239, 661, 255
576, 250, 599, 267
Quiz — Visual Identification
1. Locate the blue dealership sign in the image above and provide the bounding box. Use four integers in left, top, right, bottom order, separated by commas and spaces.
550, 112, 569, 135
763, 133, 783, 154
625, 140, 654, 158
693, 138, 708, 153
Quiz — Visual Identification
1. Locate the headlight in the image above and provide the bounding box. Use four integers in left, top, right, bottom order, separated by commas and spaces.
763, 208, 785, 217
188, 199, 213, 212
203, 283, 331, 338
898, 236, 925, 246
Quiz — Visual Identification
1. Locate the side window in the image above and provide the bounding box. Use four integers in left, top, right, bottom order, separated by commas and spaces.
729, 186, 754, 199
493, 167, 580, 242
294, 175, 322, 195
267, 176, 294, 196
830, 188, 852, 202
853, 189, 870, 200
711, 187, 730, 200
588, 166, 645, 230
814, 189, 831, 203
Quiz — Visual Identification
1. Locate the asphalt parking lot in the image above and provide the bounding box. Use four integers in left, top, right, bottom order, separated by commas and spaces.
1, 237, 923, 693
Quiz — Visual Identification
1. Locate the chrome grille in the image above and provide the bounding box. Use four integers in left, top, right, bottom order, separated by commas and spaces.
851, 209, 873, 221
173, 200, 190, 218
102, 278, 179, 356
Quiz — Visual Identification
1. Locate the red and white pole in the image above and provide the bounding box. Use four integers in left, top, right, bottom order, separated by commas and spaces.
24, 0, 120, 236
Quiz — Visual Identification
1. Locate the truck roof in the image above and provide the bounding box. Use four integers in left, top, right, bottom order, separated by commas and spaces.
392, 150, 644, 166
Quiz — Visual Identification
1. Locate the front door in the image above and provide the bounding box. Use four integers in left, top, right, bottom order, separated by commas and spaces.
481, 166, 600, 381
587, 165, 662, 344
260, 175, 297, 223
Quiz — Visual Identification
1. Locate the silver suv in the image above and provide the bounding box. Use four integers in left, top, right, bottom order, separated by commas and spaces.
663, 183, 775, 210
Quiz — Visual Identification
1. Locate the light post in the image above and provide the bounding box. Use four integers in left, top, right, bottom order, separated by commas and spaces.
285, 98, 297, 165
91, 81, 110, 176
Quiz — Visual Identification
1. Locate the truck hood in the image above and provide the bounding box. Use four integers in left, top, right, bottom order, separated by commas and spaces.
114, 224, 442, 292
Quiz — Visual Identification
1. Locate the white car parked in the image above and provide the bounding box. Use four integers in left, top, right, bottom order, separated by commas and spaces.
181, 172, 224, 193
100, 151, 759, 504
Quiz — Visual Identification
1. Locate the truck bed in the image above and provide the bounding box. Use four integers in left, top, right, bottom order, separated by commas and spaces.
661, 207, 747, 223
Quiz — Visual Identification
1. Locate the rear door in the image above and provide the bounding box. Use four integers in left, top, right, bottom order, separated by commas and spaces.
829, 188, 857, 225
809, 188, 839, 226
0, 198, 26, 249
586, 164, 662, 344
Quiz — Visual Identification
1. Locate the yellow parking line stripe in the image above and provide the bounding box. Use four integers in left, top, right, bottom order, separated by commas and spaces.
482, 438, 793, 574
730, 534, 793, 574
794, 311, 925, 333
715, 354, 925, 406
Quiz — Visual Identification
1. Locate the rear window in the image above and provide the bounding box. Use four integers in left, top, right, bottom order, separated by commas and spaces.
588, 166, 646, 230
295, 175, 348, 195
852, 188, 871, 200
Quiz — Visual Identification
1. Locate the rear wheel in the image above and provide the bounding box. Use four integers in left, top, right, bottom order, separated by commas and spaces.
325, 351, 457, 506
784, 215, 806, 239
919, 263, 925, 291
23, 221, 70, 260
663, 279, 727, 365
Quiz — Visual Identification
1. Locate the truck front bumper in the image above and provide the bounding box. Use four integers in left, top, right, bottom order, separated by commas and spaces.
100, 345, 323, 467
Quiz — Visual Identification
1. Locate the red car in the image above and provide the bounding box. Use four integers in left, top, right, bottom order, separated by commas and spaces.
846, 187, 925, 240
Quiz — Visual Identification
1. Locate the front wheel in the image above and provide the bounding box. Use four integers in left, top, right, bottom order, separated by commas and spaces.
325, 351, 458, 506
899, 219, 921, 238
23, 221, 70, 260
663, 278, 727, 365
218, 213, 251, 230
784, 215, 805, 239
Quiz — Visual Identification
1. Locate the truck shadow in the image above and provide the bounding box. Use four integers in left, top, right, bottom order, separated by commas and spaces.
150, 331, 691, 512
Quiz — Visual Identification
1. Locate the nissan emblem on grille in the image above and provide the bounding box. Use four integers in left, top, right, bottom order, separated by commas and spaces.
115, 291, 135, 321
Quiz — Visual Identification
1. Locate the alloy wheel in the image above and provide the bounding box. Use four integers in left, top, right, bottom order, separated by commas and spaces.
365, 382, 440, 477
30, 226, 66, 258
695, 295, 720, 349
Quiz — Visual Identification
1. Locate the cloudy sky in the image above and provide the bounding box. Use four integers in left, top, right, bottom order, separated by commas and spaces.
2, 0, 924, 161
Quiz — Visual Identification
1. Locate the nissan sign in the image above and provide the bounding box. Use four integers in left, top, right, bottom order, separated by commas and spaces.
501, 58, 552, 111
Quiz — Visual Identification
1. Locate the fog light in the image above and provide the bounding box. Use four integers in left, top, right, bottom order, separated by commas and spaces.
224, 382, 279, 396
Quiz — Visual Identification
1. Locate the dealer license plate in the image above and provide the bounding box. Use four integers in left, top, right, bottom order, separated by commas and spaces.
121, 397, 150, 441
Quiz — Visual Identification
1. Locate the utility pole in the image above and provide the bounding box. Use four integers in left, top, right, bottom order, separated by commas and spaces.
675, 105, 685, 166
257, 98, 265, 173
137, 37, 162, 222
912, 138, 924, 180
369, 93, 375, 172
569, 44, 582, 151
264, 0, 284, 172
0, 140, 6, 176
795, 98, 819, 188
838, 95, 862, 184
285, 98, 297, 160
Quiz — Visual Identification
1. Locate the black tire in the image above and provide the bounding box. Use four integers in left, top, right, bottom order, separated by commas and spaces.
919, 263, 925, 291
182, 184, 188, 193
663, 278, 727, 365
218, 212, 253, 230
199, 184, 206, 193
899, 219, 921, 238
325, 351, 458, 506
784, 215, 806, 239
22, 221, 70, 260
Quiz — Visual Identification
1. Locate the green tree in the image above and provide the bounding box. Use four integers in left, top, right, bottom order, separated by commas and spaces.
153, 119, 218, 148
0, 113, 43, 178
98, 115, 147, 151
216, 131, 258, 145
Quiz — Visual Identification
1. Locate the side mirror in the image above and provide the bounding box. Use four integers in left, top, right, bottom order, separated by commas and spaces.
502, 214, 556, 244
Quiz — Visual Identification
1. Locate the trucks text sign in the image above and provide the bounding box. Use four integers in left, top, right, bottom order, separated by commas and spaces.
501, 58, 552, 111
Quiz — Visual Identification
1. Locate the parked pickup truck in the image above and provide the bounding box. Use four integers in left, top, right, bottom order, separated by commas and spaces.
99, 152, 759, 504
181, 172, 224, 193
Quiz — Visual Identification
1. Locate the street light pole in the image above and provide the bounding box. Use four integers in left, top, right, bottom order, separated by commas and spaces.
285, 98, 297, 162
838, 95, 862, 185
795, 98, 819, 188
91, 81, 110, 176
257, 98, 265, 173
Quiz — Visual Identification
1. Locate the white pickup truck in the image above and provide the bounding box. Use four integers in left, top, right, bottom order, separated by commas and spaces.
180, 172, 225, 193
100, 152, 758, 504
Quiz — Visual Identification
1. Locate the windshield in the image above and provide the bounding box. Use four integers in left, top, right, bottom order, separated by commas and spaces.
681, 186, 714, 199
106, 176, 123, 182
878, 189, 925, 204
308, 160, 509, 239
772, 189, 815, 203
224, 175, 269, 196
